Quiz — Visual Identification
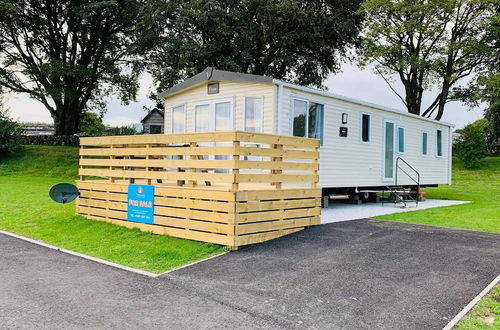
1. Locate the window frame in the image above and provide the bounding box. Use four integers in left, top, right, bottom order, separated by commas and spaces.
360, 112, 372, 144
436, 129, 443, 157
243, 96, 264, 133
382, 119, 397, 182
192, 97, 235, 132
397, 126, 405, 154
171, 104, 186, 134
290, 96, 324, 145
421, 131, 428, 156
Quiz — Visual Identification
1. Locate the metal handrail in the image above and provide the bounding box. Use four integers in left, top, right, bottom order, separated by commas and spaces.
395, 157, 420, 205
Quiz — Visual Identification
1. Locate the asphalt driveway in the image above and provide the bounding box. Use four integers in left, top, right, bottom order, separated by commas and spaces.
1, 219, 499, 329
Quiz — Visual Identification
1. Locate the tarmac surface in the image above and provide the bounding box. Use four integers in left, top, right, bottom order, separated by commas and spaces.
1, 219, 499, 329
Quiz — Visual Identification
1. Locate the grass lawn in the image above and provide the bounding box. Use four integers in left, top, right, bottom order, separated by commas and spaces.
456, 285, 500, 330
374, 157, 500, 233
0, 146, 225, 274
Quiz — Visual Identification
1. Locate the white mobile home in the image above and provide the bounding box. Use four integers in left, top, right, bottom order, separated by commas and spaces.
158, 68, 452, 199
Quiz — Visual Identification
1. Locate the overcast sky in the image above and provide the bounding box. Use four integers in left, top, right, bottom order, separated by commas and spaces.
5, 62, 484, 129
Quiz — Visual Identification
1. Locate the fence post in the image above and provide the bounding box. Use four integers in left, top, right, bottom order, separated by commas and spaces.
79, 145, 85, 181
109, 145, 115, 183
312, 145, 319, 188
232, 140, 240, 191
187, 141, 197, 187
271, 143, 283, 189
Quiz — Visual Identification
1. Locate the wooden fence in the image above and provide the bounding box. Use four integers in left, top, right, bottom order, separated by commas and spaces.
76, 131, 321, 248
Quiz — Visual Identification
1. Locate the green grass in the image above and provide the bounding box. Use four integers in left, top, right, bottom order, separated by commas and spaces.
374, 157, 500, 233
456, 285, 500, 330
0, 146, 225, 273
0, 145, 80, 178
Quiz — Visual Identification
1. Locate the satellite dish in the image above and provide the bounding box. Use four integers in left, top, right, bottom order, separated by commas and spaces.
49, 183, 79, 204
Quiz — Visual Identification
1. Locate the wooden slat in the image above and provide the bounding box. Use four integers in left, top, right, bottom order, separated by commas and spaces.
236, 198, 320, 212
235, 217, 318, 235
235, 160, 317, 171
79, 168, 234, 183
155, 206, 234, 223
235, 131, 319, 148
153, 216, 233, 235
155, 196, 234, 213
235, 207, 320, 223
77, 181, 128, 193
235, 173, 318, 183
78, 190, 127, 202
80, 158, 235, 169
235, 146, 319, 159
80, 146, 235, 157
80, 131, 237, 146
236, 188, 321, 201
78, 213, 234, 246
235, 228, 303, 246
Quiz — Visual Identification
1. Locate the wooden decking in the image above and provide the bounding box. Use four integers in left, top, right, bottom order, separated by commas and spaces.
76, 131, 321, 248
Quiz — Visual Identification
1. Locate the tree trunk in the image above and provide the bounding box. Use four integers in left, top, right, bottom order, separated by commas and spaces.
52, 104, 81, 135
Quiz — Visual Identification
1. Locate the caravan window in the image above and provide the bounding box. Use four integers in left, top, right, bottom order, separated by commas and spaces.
436, 129, 443, 157
361, 113, 371, 142
292, 98, 324, 144
194, 104, 210, 132
244, 97, 263, 132
292, 99, 307, 138
172, 105, 185, 133
398, 127, 405, 153
422, 132, 428, 156
308, 103, 324, 142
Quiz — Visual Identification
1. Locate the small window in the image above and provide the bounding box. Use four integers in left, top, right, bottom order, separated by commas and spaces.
292, 99, 307, 138
361, 113, 370, 142
436, 129, 443, 157
172, 105, 185, 133
398, 127, 405, 153
422, 132, 428, 156
244, 97, 262, 132
149, 125, 162, 134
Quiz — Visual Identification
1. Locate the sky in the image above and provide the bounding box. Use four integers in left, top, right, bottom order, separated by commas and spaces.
5, 62, 484, 129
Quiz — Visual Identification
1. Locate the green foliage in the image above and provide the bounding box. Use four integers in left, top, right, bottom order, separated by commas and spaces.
78, 111, 106, 137
376, 157, 500, 233
0, 102, 23, 158
137, 0, 364, 92
105, 125, 137, 136
0, 0, 142, 135
455, 120, 488, 168
358, 0, 497, 120
22, 135, 80, 146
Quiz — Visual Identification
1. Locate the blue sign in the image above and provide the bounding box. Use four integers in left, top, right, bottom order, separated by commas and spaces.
127, 184, 155, 224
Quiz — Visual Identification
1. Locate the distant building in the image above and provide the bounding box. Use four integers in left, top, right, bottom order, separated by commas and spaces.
141, 109, 164, 134
22, 124, 55, 136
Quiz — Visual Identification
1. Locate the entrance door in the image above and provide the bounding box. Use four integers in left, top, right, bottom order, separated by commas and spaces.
383, 120, 395, 181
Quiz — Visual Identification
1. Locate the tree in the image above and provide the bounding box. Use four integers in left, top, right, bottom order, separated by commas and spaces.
0, 0, 142, 135
358, 0, 497, 120
78, 111, 105, 136
137, 0, 364, 92
454, 119, 488, 168
0, 91, 23, 157
457, 7, 499, 154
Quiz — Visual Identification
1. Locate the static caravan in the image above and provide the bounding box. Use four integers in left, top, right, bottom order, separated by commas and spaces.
158, 67, 453, 202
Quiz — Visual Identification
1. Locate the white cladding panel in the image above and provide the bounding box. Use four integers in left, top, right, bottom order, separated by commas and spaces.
280, 86, 451, 187
164, 81, 276, 134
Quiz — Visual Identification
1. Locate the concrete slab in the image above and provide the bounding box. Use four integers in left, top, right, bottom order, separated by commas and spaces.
321, 199, 469, 224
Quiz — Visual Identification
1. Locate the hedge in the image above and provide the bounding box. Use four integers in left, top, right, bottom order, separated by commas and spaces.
23, 135, 80, 146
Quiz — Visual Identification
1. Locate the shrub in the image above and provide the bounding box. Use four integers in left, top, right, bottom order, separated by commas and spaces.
454, 120, 488, 168
23, 135, 80, 146
0, 110, 23, 158
105, 125, 137, 135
